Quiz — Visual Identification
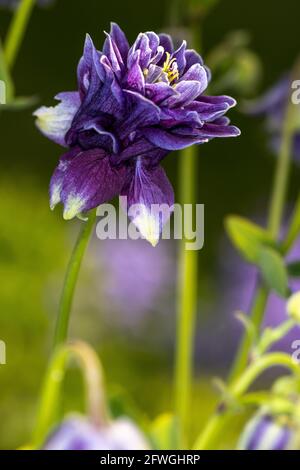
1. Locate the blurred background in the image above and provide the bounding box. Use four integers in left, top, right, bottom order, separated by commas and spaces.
0, 0, 300, 449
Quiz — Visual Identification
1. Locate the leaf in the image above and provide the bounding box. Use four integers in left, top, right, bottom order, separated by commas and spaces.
225, 216, 275, 264
149, 413, 179, 450
258, 246, 289, 297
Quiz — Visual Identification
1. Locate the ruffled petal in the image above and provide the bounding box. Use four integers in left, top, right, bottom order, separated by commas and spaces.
34, 92, 80, 146
51, 148, 128, 219
121, 159, 174, 246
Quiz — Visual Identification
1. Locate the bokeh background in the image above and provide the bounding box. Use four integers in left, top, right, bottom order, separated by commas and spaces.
1, 0, 300, 449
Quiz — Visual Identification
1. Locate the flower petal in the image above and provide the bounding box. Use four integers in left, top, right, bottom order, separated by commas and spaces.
34, 92, 80, 146
121, 159, 174, 246
57, 148, 128, 219
109, 23, 130, 63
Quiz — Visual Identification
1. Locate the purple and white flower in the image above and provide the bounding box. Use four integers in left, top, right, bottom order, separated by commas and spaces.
34, 23, 240, 245
43, 415, 149, 450
238, 413, 294, 450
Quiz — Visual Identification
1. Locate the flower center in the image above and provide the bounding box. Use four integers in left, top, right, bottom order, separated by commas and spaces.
162, 52, 179, 84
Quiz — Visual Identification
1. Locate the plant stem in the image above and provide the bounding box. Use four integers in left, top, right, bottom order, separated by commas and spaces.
33, 340, 109, 447
53, 210, 97, 348
194, 353, 300, 449
229, 71, 296, 382
4, 0, 36, 69
175, 144, 198, 448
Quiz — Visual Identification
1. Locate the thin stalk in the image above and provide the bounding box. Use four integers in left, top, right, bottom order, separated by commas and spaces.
53, 210, 97, 348
175, 145, 198, 448
4, 0, 36, 69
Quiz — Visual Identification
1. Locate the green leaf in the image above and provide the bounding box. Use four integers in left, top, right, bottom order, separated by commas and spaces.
287, 261, 300, 277
149, 413, 179, 450
258, 246, 289, 297
225, 216, 275, 264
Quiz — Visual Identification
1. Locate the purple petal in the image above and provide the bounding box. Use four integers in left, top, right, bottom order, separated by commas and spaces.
117, 90, 160, 139
109, 23, 130, 63
125, 51, 145, 93
103, 32, 124, 77
200, 122, 241, 138
143, 127, 207, 150
49, 147, 80, 209
197, 95, 237, 108
121, 159, 174, 246
158, 34, 174, 55
164, 80, 202, 107
145, 82, 179, 104
184, 49, 203, 70
180, 63, 208, 88
58, 148, 128, 219
172, 40, 187, 74
34, 92, 80, 147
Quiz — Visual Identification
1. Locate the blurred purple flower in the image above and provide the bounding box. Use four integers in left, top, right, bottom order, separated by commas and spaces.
90, 238, 175, 328
238, 413, 294, 450
247, 75, 300, 160
44, 416, 149, 450
34, 23, 239, 244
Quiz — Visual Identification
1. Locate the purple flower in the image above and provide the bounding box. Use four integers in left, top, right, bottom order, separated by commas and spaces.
43, 415, 149, 450
238, 413, 294, 450
34, 23, 240, 245
89, 238, 175, 328
247, 75, 300, 160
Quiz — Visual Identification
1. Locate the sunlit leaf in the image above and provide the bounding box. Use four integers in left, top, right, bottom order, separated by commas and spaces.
258, 246, 289, 297
225, 215, 275, 264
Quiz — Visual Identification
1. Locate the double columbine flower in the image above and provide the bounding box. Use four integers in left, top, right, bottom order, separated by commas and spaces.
34, 23, 240, 245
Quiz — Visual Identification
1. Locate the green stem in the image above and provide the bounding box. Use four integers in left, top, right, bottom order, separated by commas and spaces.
194, 353, 300, 449
282, 192, 300, 253
4, 0, 36, 70
229, 68, 296, 382
229, 284, 269, 381
175, 145, 198, 448
53, 210, 97, 348
33, 341, 109, 447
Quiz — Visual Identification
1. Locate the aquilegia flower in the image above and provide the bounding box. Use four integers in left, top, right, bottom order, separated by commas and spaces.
238, 413, 295, 450
34, 23, 240, 245
247, 75, 300, 160
43, 415, 149, 450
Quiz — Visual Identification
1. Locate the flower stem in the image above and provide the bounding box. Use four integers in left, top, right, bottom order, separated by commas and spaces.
33, 340, 109, 447
229, 69, 296, 383
175, 144, 198, 448
194, 353, 300, 449
53, 210, 97, 348
4, 0, 36, 69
